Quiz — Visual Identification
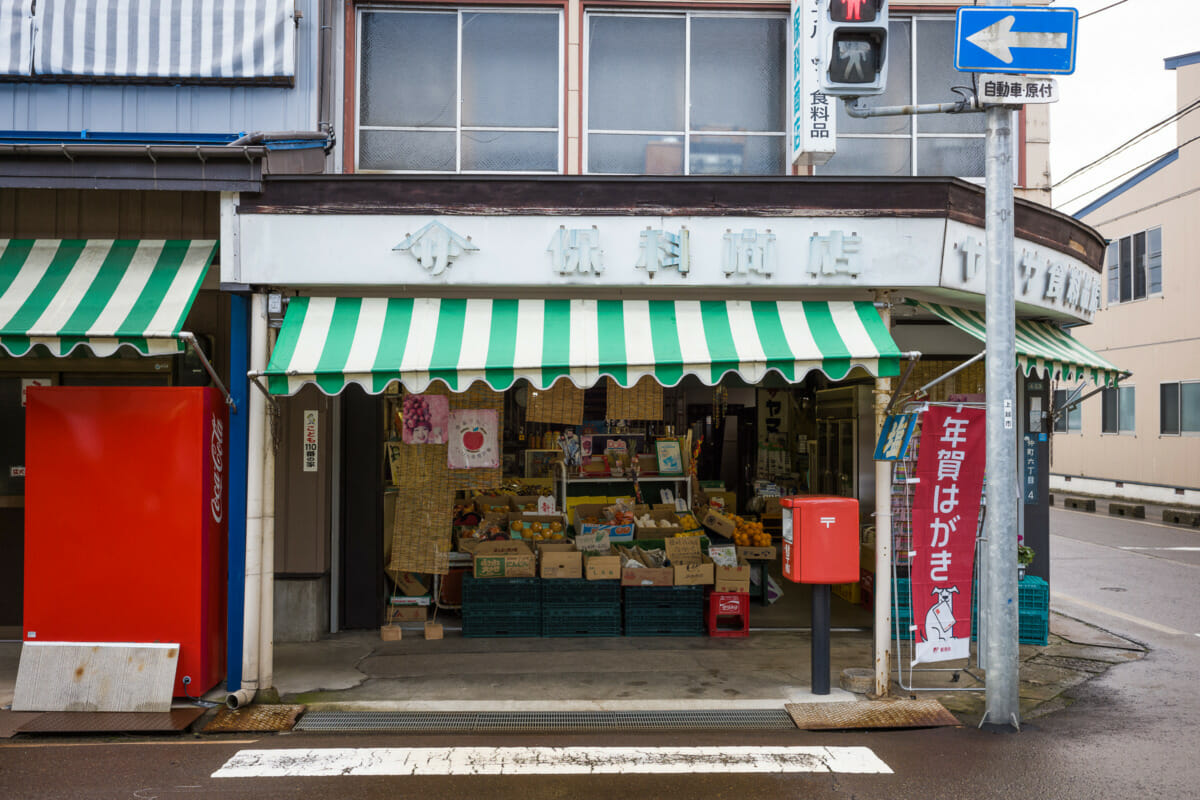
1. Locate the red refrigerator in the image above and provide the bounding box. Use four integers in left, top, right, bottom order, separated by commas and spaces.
24, 386, 228, 697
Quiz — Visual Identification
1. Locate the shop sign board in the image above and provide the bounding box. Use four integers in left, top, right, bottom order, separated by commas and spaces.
940, 219, 1100, 322
233, 213, 948, 291
874, 412, 919, 461
910, 405, 985, 665
789, 0, 837, 167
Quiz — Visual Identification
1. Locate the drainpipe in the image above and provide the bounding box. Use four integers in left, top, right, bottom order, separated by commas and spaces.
258, 325, 278, 699
873, 290, 894, 696
227, 293, 268, 709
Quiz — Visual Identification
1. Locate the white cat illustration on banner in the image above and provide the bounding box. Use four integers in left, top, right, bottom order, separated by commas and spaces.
447, 409, 500, 469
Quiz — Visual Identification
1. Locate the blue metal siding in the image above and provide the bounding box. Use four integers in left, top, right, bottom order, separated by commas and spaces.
0, 0, 318, 135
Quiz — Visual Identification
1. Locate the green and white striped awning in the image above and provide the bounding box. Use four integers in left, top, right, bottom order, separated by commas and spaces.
264, 297, 903, 396
918, 301, 1124, 386
0, 239, 217, 357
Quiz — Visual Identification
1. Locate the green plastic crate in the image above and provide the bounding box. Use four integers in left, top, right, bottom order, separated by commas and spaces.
541, 578, 620, 606
541, 606, 622, 637
462, 607, 541, 638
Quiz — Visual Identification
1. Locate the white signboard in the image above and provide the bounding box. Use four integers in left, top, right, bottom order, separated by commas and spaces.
940, 220, 1100, 322
789, 0, 836, 167
978, 74, 1059, 105
303, 410, 319, 472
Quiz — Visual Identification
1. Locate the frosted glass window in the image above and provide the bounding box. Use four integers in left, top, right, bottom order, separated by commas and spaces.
358, 9, 561, 173
586, 12, 786, 175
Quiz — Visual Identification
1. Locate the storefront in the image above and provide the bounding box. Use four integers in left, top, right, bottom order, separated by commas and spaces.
224, 174, 1117, 699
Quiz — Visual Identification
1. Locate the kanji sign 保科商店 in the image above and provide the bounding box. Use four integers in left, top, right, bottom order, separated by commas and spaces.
910, 405, 985, 665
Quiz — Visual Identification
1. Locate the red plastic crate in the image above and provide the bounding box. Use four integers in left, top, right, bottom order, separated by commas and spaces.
706, 591, 750, 638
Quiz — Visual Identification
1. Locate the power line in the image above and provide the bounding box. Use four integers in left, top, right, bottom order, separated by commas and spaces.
1058, 132, 1200, 212
1052, 94, 1200, 188
1079, 0, 1132, 20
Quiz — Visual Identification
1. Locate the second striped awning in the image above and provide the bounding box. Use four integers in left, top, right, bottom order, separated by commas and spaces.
918, 301, 1124, 386
263, 297, 902, 396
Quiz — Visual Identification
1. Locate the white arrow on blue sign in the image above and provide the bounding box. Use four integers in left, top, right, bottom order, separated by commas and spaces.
955, 6, 1078, 75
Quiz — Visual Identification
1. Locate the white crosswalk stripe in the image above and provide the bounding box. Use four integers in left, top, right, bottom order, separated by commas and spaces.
212, 746, 893, 778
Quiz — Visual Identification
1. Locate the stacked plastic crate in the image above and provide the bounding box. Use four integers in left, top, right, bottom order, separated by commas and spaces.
541, 579, 622, 637
623, 585, 706, 636
461, 575, 541, 637
893, 574, 1049, 646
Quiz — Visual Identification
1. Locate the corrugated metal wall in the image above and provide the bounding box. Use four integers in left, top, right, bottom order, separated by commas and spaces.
0, 0, 318, 135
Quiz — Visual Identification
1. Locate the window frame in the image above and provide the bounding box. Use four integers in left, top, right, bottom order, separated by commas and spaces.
1053, 388, 1082, 433
582, 9, 789, 176
1160, 380, 1200, 436
1106, 226, 1163, 307
354, 5, 565, 175
814, 14, 994, 180
1101, 384, 1135, 435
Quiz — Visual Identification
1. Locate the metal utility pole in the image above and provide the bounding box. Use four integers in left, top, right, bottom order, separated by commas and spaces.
981, 91, 1020, 729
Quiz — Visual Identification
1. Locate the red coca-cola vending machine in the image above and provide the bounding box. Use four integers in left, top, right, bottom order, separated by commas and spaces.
24, 387, 227, 697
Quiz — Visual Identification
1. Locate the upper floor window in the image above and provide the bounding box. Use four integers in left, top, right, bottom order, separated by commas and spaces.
357, 8, 562, 173
1160, 381, 1200, 435
1101, 385, 1135, 434
1106, 227, 1162, 305
585, 12, 787, 175
1053, 388, 1082, 433
815, 17, 986, 178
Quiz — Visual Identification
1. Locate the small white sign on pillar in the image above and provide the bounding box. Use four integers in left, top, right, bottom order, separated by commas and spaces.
789, 0, 837, 167
303, 410, 319, 472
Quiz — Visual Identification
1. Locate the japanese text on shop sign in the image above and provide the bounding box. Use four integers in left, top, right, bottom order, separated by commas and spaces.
303, 410, 319, 472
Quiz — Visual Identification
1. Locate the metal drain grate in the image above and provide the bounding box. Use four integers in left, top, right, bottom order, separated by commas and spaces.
295, 709, 797, 732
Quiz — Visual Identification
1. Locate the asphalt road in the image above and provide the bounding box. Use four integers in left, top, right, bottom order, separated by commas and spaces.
1, 507, 1196, 799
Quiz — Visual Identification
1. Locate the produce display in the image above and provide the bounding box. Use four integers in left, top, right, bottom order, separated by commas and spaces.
730, 515, 772, 548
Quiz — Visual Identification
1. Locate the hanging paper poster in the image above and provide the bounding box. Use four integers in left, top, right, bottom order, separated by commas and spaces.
402, 394, 449, 444
448, 409, 500, 469
910, 405, 986, 665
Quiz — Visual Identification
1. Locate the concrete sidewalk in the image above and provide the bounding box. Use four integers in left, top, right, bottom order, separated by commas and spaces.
0, 609, 1146, 732
214, 608, 1147, 725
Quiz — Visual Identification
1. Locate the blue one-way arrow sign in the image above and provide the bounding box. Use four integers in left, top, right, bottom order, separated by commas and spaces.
955, 7, 1078, 75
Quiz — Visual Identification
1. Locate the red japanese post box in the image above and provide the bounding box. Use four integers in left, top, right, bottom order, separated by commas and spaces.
780, 496, 859, 584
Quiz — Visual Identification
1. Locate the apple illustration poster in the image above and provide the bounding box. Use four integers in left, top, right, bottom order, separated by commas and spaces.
402, 394, 449, 445
448, 409, 500, 469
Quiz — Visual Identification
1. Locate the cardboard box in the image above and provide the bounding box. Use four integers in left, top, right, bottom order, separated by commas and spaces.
636, 453, 659, 474
635, 509, 684, 540
585, 552, 622, 581
760, 496, 783, 517
386, 605, 428, 624
737, 545, 778, 561
861, 545, 876, 570
473, 495, 512, 514
619, 546, 673, 587
424, 622, 444, 640
508, 495, 541, 513
539, 541, 583, 579
472, 540, 536, 578
392, 571, 428, 597
702, 508, 737, 539
507, 512, 568, 541
573, 503, 636, 543
665, 537, 714, 586
380, 624, 402, 641
705, 490, 737, 514
713, 558, 752, 593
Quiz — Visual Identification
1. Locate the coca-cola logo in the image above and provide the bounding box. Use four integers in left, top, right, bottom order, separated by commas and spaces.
210, 415, 225, 523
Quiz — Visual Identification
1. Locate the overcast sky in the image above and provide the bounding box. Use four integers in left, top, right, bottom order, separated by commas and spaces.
1049, 0, 1200, 214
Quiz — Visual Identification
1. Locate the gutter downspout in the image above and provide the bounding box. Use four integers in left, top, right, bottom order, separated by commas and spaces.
873, 290, 894, 697
258, 325, 278, 700
227, 293, 268, 709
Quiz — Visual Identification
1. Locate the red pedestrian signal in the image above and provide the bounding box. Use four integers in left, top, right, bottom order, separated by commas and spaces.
831, 0, 878, 23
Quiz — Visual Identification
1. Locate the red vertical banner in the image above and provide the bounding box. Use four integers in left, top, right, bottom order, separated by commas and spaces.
910, 405, 986, 664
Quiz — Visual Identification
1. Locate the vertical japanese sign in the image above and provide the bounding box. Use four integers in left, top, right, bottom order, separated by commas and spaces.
789, 0, 837, 167
911, 405, 985, 664
303, 410, 319, 472
1022, 433, 1039, 504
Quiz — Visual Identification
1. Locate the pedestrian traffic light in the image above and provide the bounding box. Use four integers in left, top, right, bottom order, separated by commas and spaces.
819, 0, 889, 97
